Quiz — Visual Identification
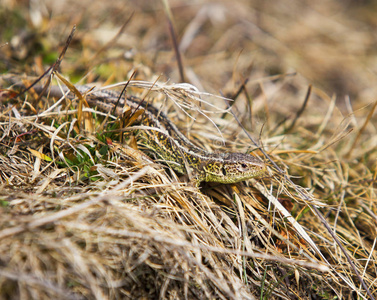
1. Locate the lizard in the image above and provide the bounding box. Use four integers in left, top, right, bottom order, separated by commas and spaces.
3, 77, 266, 186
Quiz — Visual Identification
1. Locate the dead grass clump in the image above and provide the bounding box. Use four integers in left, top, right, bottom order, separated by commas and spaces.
0, 72, 371, 299
1, 0, 377, 299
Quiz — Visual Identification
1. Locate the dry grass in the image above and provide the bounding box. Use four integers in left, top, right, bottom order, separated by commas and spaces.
1, 0, 377, 299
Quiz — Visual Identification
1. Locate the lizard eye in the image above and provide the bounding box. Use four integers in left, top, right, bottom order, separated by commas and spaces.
238, 163, 249, 172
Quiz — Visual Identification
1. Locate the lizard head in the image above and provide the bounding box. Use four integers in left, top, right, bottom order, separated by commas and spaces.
203, 153, 266, 184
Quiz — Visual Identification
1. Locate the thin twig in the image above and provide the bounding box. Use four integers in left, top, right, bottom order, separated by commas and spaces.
286, 84, 312, 133
346, 98, 377, 158
221, 77, 250, 119
112, 69, 136, 116
91, 12, 134, 62
162, 0, 185, 82
14, 25, 76, 101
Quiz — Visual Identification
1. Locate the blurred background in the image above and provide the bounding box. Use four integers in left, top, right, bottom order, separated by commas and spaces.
1, 0, 377, 106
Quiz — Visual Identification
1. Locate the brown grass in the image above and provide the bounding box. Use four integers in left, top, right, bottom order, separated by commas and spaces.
0, 0, 376, 299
